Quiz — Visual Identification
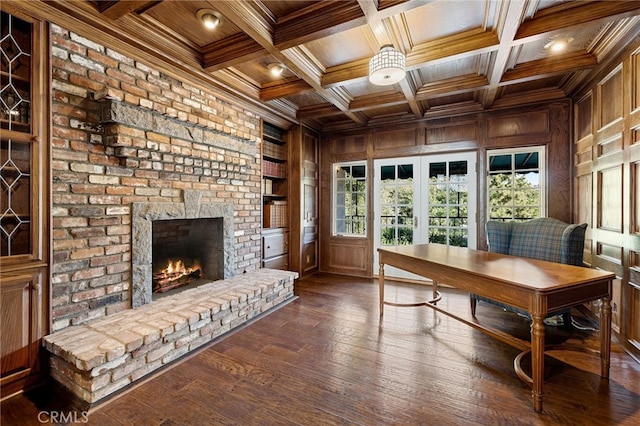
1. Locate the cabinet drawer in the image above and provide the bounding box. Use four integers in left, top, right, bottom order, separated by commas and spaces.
263, 231, 288, 258
263, 254, 288, 270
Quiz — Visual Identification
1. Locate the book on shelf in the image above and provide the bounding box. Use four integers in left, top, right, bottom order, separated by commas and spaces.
262, 178, 273, 194
264, 200, 288, 228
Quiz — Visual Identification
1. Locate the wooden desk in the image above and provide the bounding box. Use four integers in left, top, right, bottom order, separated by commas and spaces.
378, 243, 614, 413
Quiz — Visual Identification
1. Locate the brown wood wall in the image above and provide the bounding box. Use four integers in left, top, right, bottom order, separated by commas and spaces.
319, 100, 572, 277
288, 125, 320, 278
574, 37, 640, 361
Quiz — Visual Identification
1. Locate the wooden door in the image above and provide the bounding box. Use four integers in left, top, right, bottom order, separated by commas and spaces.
288, 125, 319, 277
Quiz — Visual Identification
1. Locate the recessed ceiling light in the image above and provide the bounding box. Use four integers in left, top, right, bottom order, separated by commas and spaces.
268, 63, 285, 77
544, 37, 574, 53
196, 9, 222, 30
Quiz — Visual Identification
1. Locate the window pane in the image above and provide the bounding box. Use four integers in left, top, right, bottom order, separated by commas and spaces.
333, 162, 366, 236
429, 162, 446, 179
380, 165, 395, 181
398, 164, 413, 181
488, 148, 544, 221
352, 165, 365, 178
449, 161, 468, 175
515, 152, 538, 170
489, 154, 511, 172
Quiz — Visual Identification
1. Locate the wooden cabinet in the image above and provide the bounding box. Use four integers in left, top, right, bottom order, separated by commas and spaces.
262, 228, 289, 270
0, 9, 49, 398
261, 122, 289, 269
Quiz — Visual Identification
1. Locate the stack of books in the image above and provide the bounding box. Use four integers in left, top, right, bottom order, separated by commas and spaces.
263, 141, 285, 160
264, 201, 288, 228
263, 160, 286, 178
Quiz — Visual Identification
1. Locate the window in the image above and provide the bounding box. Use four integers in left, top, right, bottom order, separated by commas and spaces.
487, 146, 546, 221
334, 161, 366, 236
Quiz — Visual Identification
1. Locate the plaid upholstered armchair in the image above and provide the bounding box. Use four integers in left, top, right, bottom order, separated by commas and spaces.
470, 217, 588, 327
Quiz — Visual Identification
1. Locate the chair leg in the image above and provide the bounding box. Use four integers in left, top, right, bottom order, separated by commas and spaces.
470, 297, 477, 316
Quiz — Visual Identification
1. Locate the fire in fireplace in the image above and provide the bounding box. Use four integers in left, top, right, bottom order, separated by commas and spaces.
151, 217, 224, 298
152, 259, 202, 293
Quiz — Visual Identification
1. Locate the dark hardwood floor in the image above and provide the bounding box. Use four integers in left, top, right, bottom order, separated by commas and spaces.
3, 273, 640, 425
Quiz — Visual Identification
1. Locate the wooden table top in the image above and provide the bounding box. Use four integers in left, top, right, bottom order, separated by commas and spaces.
378, 243, 615, 293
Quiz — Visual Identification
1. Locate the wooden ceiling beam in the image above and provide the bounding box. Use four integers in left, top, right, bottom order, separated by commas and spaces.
416, 75, 489, 99
274, 1, 367, 49
492, 88, 567, 109
321, 29, 499, 88
501, 51, 598, 85
212, 1, 366, 124
350, 92, 407, 111
220, 2, 364, 123
297, 90, 409, 119
407, 30, 499, 68
202, 33, 266, 71
297, 104, 343, 120
375, 0, 432, 19
260, 78, 314, 101
95, 0, 160, 20
515, 1, 640, 43
482, 0, 528, 108
213, 0, 276, 49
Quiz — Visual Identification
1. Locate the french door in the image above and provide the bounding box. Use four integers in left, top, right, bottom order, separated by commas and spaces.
373, 152, 477, 279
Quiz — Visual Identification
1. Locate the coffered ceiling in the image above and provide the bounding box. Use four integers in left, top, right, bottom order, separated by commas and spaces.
44, 1, 640, 130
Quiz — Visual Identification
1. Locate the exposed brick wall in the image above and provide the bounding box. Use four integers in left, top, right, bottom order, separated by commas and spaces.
50, 25, 263, 331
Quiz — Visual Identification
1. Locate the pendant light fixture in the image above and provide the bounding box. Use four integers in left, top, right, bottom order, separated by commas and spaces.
369, 44, 406, 86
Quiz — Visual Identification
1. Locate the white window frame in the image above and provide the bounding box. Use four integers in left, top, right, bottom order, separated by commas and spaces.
486, 146, 546, 221
333, 161, 367, 237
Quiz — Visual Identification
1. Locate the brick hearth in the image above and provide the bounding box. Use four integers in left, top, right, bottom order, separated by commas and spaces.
43, 269, 298, 405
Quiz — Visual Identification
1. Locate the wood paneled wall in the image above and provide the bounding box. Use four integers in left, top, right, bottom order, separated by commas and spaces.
574, 37, 640, 361
288, 125, 319, 277
320, 101, 572, 277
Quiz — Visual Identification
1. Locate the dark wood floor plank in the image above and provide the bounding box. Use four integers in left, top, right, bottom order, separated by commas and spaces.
3, 273, 640, 425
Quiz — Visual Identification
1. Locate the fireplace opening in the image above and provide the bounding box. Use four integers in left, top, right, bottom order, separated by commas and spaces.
152, 217, 224, 299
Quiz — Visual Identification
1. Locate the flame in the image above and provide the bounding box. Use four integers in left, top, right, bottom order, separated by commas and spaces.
160, 259, 200, 281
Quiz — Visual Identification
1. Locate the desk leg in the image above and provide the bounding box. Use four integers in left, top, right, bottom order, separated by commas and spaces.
531, 314, 545, 413
379, 262, 385, 316
432, 279, 438, 305
600, 296, 612, 378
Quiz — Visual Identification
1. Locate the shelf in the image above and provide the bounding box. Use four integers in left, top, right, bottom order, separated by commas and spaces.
263, 154, 286, 163
262, 122, 285, 142
262, 121, 288, 269
263, 133, 285, 144
263, 173, 286, 180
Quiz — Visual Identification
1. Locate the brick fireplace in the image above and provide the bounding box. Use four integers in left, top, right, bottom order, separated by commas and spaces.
130, 194, 235, 307
42, 22, 300, 406
50, 24, 264, 332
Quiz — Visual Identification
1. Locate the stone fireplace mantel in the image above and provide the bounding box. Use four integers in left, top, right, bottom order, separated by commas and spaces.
131, 190, 235, 307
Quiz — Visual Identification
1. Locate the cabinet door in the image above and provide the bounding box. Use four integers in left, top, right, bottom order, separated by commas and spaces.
263, 231, 289, 258
1, 10, 49, 395
0, 271, 43, 386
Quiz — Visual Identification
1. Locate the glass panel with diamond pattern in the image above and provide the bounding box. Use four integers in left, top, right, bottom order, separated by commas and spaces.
1, 12, 33, 256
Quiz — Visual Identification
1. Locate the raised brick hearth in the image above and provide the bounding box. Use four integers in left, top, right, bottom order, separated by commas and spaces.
43, 269, 297, 405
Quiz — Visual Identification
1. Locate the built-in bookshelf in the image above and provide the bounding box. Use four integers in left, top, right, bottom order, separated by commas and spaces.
262, 122, 289, 270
